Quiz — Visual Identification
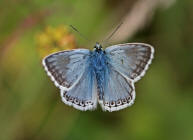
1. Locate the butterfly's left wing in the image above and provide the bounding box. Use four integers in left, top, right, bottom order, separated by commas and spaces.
99, 43, 154, 112
42, 49, 98, 111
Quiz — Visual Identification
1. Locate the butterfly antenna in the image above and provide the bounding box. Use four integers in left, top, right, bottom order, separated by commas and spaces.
102, 22, 123, 44
69, 25, 91, 42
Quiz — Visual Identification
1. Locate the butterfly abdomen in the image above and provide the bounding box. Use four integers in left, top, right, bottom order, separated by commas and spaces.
90, 50, 108, 100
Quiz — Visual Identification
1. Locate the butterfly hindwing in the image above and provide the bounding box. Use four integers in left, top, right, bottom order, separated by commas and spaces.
60, 68, 98, 111
105, 43, 154, 82
99, 67, 135, 112
42, 49, 98, 111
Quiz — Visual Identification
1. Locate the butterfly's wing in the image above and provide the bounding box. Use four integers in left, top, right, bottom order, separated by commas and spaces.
105, 43, 154, 82
99, 43, 154, 112
42, 49, 98, 111
60, 68, 98, 111
99, 68, 136, 112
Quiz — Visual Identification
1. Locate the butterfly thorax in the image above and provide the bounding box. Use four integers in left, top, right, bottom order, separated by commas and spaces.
91, 45, 107, 100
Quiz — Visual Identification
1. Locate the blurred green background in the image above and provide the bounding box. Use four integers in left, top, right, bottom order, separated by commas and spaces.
0, 0, 193, 140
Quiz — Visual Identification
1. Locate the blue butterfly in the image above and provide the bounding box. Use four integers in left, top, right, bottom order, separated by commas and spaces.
42, 42, 154, 112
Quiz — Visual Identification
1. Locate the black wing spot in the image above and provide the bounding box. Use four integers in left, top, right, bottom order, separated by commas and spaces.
121, 59, 124, 64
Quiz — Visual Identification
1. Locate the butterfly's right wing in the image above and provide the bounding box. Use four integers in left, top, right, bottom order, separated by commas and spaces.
99, 43, 154, 112
42, 49, 98, 111
99, 67, 135, 112
105, 43, 154, 82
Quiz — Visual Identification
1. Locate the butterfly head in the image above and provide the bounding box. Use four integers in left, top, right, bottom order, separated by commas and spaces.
94, 42, 103, 51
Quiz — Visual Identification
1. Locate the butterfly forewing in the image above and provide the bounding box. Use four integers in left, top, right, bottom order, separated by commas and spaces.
42, 49, 90, 89
105, 43, 154, 82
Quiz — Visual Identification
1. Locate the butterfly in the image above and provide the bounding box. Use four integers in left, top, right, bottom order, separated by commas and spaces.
42, 42, 154, 112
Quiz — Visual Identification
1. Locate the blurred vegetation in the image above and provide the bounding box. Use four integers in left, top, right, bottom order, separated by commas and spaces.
0, 0, 193, 140
36, 25, 76, 58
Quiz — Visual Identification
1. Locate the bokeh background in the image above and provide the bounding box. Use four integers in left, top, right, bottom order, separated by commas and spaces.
0, 0, 193, 140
